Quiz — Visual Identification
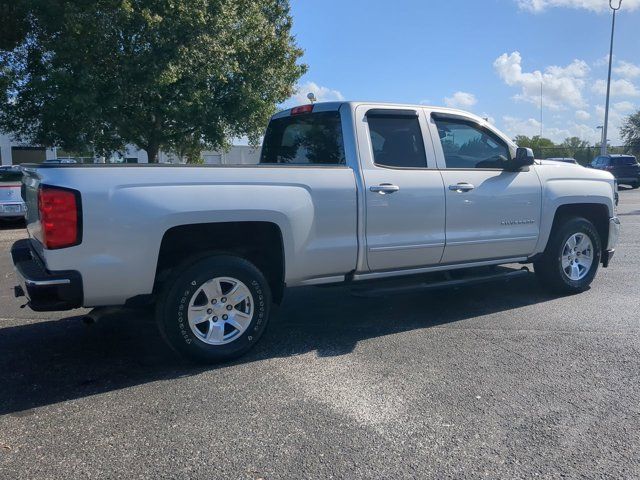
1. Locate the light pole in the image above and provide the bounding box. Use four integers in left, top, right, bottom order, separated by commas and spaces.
602, 0, 622, 156
596, 125, 604, 150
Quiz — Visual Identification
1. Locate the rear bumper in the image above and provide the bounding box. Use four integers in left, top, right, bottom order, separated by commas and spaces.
11, 239, 83, 311
603, 216, 621, 268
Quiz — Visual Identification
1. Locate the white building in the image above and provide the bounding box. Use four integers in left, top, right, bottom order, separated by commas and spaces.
0, 134, 260, 165
1, 133, 57, 165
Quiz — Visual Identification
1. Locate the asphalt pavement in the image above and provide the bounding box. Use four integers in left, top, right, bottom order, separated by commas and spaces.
0, 189, 639, 479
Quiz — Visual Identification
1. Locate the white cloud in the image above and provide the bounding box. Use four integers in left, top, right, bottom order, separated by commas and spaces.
593, 55, 610, 68
502, 116, 544, 138
494, 51, 589, 110
575, 110, 591, 120
592, 78, 640, 97
517, 0, 640, 12
444, 91, 477, 109
290, 81, 345, 105
613, 101, 636, 112
501, 115, 599, 143
613, 61, 640, 79
593, 102, 634, 144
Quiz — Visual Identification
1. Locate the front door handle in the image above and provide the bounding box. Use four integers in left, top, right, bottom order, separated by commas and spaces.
370, 183, 400, 195
448, 182, 475, 193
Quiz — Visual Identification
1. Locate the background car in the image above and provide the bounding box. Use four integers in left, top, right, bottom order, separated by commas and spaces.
0, 166, 27, 221
590, 154, 640, 188
43, 158, 78, 164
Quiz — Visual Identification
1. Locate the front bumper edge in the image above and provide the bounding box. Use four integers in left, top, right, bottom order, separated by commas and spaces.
602, 216, 621, 268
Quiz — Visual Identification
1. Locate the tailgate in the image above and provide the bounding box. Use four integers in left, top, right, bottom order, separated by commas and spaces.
21, 168, 44, 239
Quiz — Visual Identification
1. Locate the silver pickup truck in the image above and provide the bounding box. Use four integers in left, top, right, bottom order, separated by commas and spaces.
11, 102, 620, 362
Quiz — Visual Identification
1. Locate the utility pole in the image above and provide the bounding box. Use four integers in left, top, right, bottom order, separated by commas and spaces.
540, 81, 543, 138
602, 0, 623, 156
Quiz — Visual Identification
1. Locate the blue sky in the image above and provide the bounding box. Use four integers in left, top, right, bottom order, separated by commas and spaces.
285, 0, 640, 144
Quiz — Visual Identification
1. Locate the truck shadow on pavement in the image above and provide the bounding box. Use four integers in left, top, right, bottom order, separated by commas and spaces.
0, 274, 559, 415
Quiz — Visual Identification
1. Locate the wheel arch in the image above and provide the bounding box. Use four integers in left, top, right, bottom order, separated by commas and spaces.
154, 221, 286, 304
540, 203, 610, 258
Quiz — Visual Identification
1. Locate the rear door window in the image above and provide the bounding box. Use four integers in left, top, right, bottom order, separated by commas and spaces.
260, 111, 345, 165
613, 156, 638, 166
366, 112, 428, 168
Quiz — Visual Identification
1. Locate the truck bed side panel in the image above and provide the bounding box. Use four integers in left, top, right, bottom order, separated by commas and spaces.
26, 165, 358, 306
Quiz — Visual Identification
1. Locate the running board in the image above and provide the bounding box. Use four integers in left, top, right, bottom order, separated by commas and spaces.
351, 267, 531, 298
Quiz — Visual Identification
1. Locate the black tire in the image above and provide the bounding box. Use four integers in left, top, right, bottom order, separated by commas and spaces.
156, 255, 271, 363
534, 217, 601, 294
631, 181, 639, 189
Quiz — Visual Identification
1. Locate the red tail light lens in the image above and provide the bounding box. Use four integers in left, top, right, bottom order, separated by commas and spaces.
38, 186, 81, 249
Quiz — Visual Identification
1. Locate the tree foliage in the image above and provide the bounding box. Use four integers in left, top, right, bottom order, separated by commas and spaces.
513, 135, 556, 151
513, 135, 595, 165
560, 136, 590, 150
0, 0, 306, 162
620, 110, 640, 154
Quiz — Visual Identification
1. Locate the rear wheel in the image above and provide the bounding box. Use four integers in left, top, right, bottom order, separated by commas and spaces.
534, 217, 601, 294
156, 255, 271, 363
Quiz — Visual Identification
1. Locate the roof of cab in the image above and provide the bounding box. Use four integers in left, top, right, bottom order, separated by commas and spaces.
271, 101, 490, 125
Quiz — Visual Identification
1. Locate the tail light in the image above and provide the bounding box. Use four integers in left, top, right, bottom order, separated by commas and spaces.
38, 185, 82, 249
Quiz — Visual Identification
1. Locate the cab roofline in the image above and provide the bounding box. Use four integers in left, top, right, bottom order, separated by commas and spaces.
271, 101, 490, 125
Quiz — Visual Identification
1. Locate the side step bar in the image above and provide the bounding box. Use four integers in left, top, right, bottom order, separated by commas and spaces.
351, 267, 531, 298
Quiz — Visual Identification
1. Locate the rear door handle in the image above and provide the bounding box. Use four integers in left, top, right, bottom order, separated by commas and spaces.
370, 183, 400, 195
448, 182, 475, 192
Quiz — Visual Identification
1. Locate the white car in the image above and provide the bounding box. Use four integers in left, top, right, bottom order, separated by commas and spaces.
0, 166, 27, 220
11, 102, 620, 362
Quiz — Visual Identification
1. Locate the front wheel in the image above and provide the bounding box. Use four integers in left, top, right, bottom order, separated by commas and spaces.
534, 217, 601, 294
156, 255, 271, 363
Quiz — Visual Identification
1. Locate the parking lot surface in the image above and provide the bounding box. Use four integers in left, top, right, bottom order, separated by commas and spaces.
1, 189, 639, 479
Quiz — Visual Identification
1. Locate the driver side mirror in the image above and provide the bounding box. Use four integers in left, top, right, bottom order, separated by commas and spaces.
510, 147, 535, 170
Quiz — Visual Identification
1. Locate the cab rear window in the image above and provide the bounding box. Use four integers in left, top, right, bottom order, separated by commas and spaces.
260, 111, 345, 165
0, 168, 23, 183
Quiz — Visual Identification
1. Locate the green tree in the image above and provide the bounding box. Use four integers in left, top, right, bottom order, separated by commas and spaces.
620, 110, 640, 154
513, 135, 557, 158
561, 136, 589, 150
560, 136, 592, 165
0, 2, 28, 51
513, 135, 556, 149
0, 0, 306, 162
